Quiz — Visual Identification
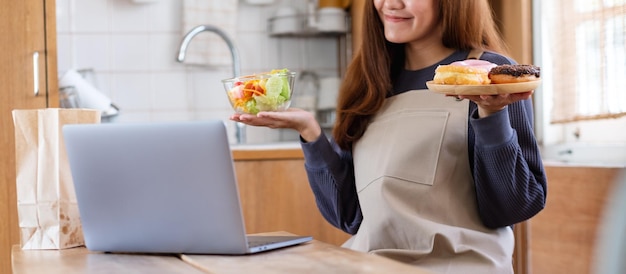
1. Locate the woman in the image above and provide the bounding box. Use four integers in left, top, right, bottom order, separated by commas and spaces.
232, 0, 547, 273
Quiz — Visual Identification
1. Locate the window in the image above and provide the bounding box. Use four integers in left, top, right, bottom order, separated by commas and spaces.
534, 0, 626, 147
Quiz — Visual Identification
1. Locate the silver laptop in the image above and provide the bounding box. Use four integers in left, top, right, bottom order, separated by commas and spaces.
63, 120, 312, 254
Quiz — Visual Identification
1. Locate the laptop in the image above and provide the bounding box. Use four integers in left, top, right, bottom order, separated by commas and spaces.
63, 120, 312, 254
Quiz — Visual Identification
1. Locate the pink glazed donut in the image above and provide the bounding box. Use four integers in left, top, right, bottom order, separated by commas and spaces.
433, 59, 497, 85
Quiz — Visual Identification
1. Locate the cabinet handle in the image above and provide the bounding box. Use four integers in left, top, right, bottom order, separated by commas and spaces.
33, 51, 39, 96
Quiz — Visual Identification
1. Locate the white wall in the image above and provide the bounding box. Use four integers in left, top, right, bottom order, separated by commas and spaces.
56, 0, 341, 144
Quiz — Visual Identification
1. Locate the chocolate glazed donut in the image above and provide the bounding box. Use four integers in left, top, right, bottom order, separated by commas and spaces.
488, 64, 541, 84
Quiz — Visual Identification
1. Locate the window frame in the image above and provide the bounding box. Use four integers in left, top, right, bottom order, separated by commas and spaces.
532, 0, 626, 166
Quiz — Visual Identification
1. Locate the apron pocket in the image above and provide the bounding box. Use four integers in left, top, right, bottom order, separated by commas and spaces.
354, 110, 449, 191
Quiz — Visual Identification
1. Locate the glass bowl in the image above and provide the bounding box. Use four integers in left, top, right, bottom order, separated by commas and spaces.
222, 70, 296, 114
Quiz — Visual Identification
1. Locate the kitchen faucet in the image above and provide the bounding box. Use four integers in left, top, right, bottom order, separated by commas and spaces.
177, 25, 241, 77
177, 25, 245, 144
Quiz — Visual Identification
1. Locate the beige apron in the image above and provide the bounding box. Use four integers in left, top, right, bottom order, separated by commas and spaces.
344, 89, 514, 273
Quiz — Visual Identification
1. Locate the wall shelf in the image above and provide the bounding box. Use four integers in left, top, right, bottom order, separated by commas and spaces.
267, 13, 350, 37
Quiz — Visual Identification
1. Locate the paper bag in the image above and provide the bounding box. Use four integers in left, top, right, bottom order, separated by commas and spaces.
12, 108, 101, 249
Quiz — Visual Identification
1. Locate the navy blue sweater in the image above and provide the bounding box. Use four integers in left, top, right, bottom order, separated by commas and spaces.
300, 50, 547, 234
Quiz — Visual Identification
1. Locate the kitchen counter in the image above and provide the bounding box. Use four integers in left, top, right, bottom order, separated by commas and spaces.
231, 142, 303, 160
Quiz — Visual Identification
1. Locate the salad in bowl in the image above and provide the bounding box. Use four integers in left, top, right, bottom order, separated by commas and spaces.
222, 69, 296, 114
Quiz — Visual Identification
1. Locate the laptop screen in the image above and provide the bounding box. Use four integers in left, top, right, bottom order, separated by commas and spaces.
63, 120, 252, 254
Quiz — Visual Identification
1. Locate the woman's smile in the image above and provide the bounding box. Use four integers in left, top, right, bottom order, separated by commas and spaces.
375, 0, 440, 44
383, 13, 411, 24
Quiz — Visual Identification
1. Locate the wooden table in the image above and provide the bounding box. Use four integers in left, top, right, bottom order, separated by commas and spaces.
12, 232, 429, 274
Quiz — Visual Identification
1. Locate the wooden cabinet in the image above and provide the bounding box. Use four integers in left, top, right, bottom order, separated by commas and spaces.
232, 148, 351, 246
528, 166, 622, 274
0, 0, 58, 273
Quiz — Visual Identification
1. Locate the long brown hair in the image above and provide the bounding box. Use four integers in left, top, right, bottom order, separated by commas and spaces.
332, 0, 508, 150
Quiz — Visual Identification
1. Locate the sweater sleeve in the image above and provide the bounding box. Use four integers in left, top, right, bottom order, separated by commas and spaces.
300, 134, 362, 234
469, 99, 547, 228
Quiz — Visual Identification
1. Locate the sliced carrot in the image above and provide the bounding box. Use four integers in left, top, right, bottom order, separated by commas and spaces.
243, 88, 264, 97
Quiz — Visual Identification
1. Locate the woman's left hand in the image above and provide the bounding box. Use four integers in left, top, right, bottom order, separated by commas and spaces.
458, 91, 534, 118
230, 108, 322, 142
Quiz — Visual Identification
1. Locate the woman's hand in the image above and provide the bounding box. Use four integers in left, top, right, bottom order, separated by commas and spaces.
230, 108, 322, 142
458, 91, 534, 118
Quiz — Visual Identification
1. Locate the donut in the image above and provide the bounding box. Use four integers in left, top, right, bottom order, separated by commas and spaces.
488, 64, 540, 84
433, 60, 497, 85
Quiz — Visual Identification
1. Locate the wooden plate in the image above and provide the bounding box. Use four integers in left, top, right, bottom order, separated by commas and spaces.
426, 80, 541, 95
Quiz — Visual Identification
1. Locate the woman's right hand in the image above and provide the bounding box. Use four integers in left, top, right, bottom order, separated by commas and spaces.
230, 108, 323, 142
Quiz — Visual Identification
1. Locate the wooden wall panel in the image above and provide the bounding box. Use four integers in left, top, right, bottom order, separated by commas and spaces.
349, 0, 365, 52
489, 0, 534, 64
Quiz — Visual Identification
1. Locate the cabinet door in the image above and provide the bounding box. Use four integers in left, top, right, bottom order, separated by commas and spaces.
0, 0, 57, 273
234, 158, 351, 246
